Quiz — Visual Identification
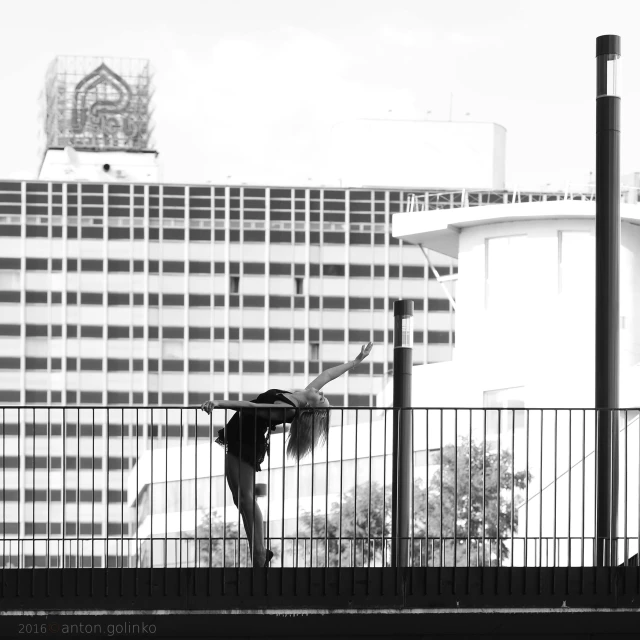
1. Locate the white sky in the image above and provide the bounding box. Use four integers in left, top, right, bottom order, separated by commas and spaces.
0, 0, 639, 190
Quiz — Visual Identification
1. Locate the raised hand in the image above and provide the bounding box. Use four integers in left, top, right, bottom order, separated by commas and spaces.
355, 342, 373, 363
200, 400, 216, 415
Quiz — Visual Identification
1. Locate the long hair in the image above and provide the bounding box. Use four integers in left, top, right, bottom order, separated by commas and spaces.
286, 405, 330, 461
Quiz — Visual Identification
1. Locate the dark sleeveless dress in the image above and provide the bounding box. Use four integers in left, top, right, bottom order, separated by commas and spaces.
215, 389, 297, 471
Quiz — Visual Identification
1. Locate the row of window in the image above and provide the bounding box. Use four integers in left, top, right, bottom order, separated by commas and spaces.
0, 423, 213, 438
0, 225, 399, 245
0, 357, 387, 374
0, 294, 449, 312
4, 423, 142, 437
7, 202, 397, 217
1, 456, 131, 471
0, 488, 128, 502
0, 523, 130, 537
0, 181, 406, 201
0, 257, 449, 278
0, 326, 447, 345
0, 390, 377, 407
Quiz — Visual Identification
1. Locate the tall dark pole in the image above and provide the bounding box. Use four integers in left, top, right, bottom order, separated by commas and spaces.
595, 34, 620, 567
391, 300, 413, 568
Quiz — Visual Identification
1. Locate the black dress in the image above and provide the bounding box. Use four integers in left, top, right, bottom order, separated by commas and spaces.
215, 389, 297, 471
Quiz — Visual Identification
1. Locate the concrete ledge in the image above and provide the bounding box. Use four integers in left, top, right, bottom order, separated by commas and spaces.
1, 567, 639, 611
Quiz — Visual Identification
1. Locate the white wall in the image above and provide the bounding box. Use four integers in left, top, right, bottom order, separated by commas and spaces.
39, 149, 161, 183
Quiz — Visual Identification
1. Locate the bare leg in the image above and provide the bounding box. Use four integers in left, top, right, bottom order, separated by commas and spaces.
226, 453, 266, 567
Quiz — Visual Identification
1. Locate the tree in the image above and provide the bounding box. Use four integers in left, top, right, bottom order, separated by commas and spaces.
295, 436, 530, 567
420, 437, 530, 567
191, 510, 242, 567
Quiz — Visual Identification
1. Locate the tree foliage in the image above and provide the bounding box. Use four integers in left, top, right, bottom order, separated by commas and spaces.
184, 437, 530, 568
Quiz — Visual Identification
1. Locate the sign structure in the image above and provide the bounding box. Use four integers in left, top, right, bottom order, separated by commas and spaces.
42, 56, 155, 152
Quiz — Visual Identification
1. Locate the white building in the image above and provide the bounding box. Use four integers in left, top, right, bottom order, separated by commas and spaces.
388, 194, 640, 565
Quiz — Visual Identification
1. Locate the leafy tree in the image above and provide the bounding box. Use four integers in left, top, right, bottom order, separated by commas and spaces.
294, 437, 530, 567
420, 437, 530, 567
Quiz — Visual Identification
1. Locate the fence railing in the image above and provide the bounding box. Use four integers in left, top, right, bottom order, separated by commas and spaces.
1, 406, 638, 569
403, 185, 640, 213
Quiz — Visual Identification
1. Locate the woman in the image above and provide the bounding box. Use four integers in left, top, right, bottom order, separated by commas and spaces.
200, 341, 373, 568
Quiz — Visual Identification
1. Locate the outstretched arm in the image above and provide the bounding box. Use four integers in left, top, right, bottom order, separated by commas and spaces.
200, 400, 296, 422
306, 342, 373, 391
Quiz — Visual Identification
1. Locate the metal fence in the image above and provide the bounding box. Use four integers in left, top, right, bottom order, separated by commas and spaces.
1, 406, 638, 569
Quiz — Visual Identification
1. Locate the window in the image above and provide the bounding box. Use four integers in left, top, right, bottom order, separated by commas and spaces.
230, 276, 240, 294
295, 277, 304, 295
271, 263, 291, 276
323, 264, 345, 277
483, 387, 526, 439
309, 343, 319, 361
485, 235, 527, 311
558, 231, 594, 302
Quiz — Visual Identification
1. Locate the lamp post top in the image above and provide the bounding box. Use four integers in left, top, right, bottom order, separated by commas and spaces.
596, 35, 621, 57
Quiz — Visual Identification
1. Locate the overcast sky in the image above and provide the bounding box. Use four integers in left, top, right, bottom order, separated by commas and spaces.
0, 0, 639, 190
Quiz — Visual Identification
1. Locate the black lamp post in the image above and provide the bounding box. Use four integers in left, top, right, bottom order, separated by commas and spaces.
595, 34, 621, 567
391, 299, 413, 568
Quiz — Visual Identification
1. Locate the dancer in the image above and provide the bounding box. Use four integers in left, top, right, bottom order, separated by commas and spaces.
200, 342, 373, 567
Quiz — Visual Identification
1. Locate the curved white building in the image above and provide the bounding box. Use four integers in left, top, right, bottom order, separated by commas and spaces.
387, 193, 640, 566
387, 195, 640, 408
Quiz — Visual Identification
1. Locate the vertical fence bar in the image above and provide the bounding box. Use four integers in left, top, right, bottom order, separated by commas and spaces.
135, 409, 139, 595
568, 411, 573, 569
524, 409, 530, 568
238, 409, 243, 569
30, 409, 34, 591
440, 409, 443, 567
497, 409, 501, 568
121, 409, 125, 578
281, 408, 286, 571
368, 408, 372, 571
150, 408, 154, 587
482, 409, 486, 567
553, 410, 558, 567
252, 408, 257, 572
91, 409, 95, 584
539, 411, 544, 571
310, 410, 316, 570
383, 408, 388, 568
47, 407, 51, 592
453, 409, 458, 572
510, 409, 515, 574
411, 408, 415, 568
1, 407, 5, 577
207, 408, 212, 585
582, 410, 586, 568
295, 409, 300, 570
168, 407, 170, 572
354, 408, 359, 569
266, 408, 272, 570
593, 410, 598, 567
75, 408, 79, 583
425, 408, 429, 569
61, 409, 65, 577
222, 408, 227, 587
624, 409, 628, 564
467, 410, 472, 569
338, 409, 344, 569
179, 409, 183, 570
324, 409, 329, 573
